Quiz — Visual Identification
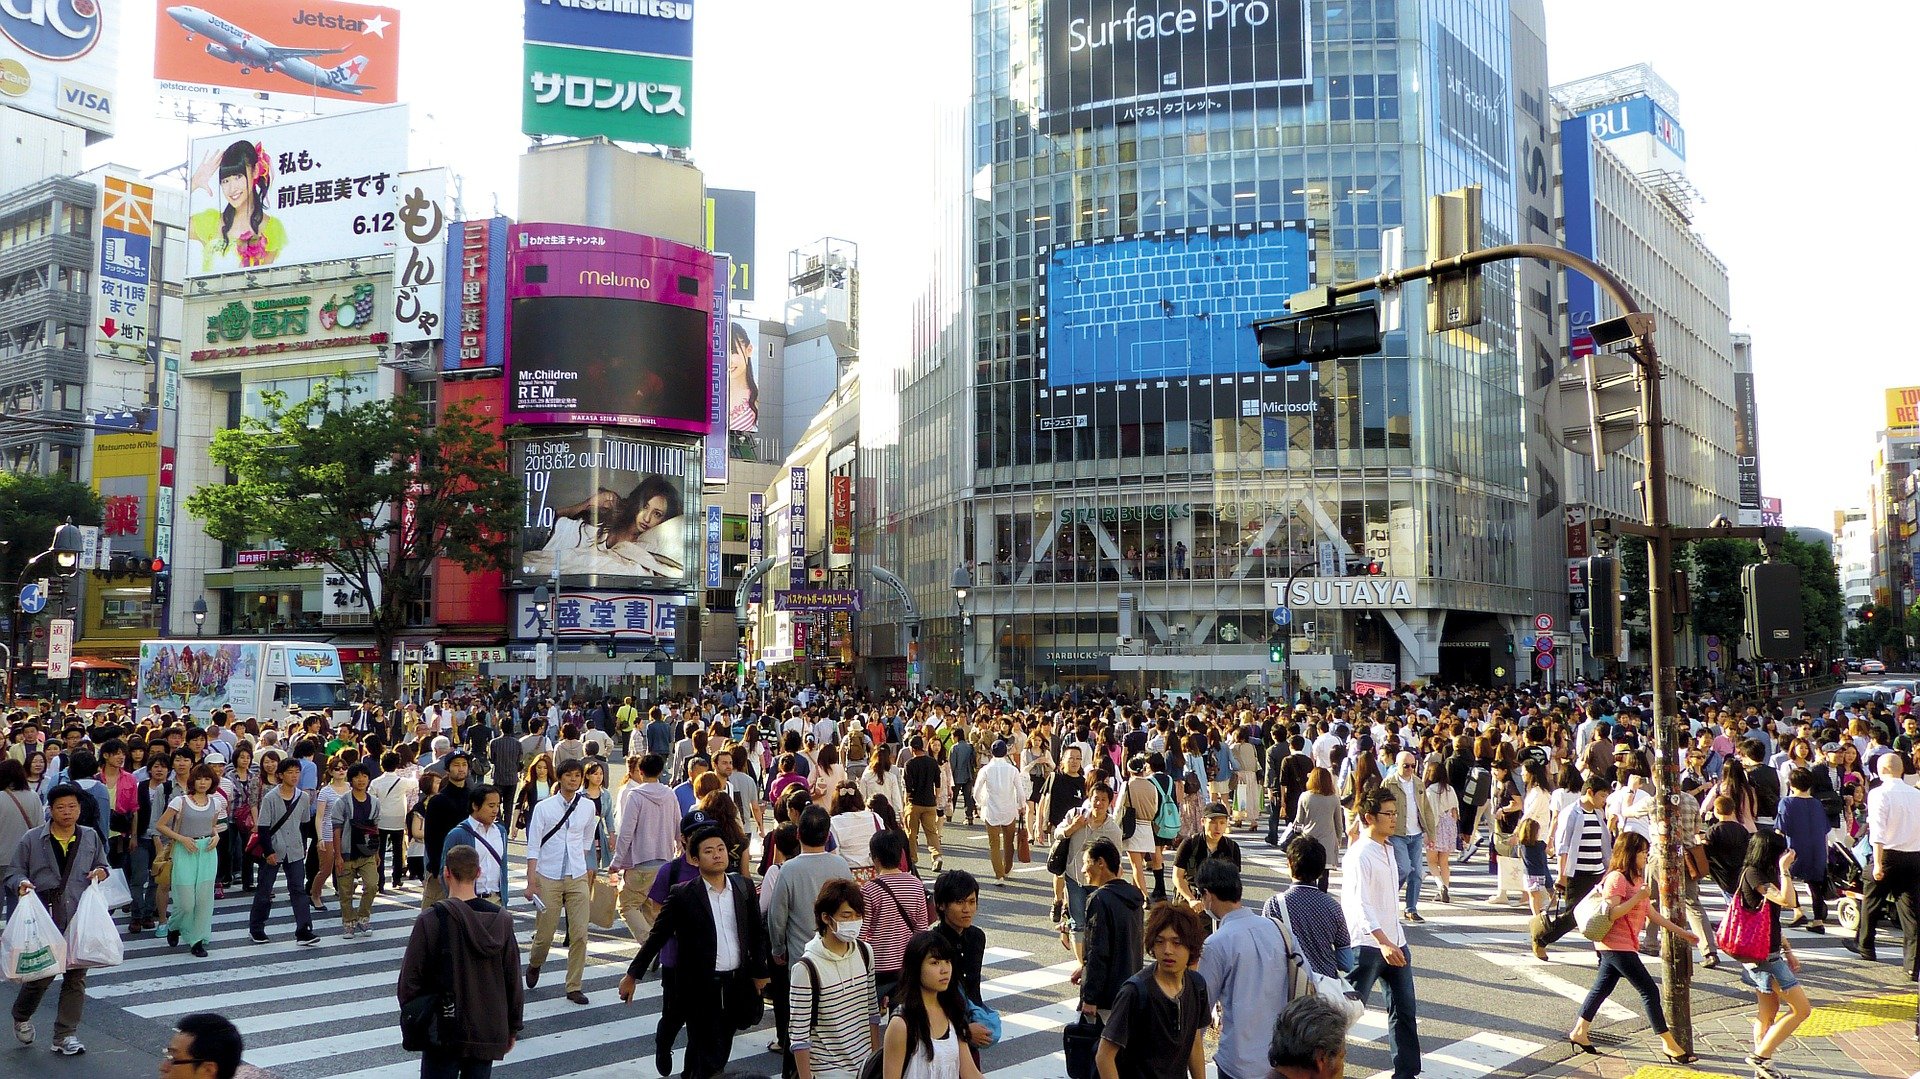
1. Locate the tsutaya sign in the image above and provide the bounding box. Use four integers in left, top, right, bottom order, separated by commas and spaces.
1270, 577, 1417, 608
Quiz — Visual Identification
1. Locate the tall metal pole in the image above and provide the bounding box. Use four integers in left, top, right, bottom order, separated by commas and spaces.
1317, 240, 1694, 1050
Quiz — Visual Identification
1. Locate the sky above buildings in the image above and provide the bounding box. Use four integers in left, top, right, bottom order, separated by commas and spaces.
84, 0, 1905, 529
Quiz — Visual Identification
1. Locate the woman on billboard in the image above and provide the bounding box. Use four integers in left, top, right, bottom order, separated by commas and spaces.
526, 475, 687, 579
728, 321, 760, 433
188, 141, 287, 273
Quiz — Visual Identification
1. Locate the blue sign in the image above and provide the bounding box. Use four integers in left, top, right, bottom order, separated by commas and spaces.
705, 503, 723, 588
1535, 652, 1555, 671
1520, 634, 1535, 649
0, 0, 102, 61
17, 583, 45, 615
1579, 95, 1685, 160
522, 0, 694, 59
1044, 223, 1312, 387
98, 228, 149, 285
1559, 116, 1598, 360
1271, 606, 1292, 627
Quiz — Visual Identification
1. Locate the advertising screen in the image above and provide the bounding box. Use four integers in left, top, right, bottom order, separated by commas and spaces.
1043, 222, 1312, 387
184, 104, 408, 278
505, 223, 715, 432
0, 0, 120, 140
515, 432, 700, 589
1041, 0, 1309, 133
153, 0, 401, 111
1431, 24, 1510, 175
523, 0, 694, 59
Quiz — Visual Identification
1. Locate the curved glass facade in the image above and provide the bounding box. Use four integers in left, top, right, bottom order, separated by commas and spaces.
964, 0, 1539, 693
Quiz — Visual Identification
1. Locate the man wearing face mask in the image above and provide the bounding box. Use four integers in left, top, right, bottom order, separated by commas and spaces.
788, 878, 878, 1079
765, 806, 853, 1073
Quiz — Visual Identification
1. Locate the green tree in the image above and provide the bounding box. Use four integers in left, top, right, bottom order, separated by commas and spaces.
186, 380, 521, 699
0, 472, 103, 584
1684, 537, 1759, 658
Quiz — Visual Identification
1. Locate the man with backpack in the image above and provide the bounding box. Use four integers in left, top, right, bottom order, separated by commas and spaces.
788, 878, 878, 1079
766, 806, 854, 1076
398, 844, 524, 1078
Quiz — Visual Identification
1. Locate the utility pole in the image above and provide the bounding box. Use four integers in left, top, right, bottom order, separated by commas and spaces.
1258, 230, 1794, 1051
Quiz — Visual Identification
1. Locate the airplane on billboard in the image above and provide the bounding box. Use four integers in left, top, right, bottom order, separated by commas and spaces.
165, 6, 376, 96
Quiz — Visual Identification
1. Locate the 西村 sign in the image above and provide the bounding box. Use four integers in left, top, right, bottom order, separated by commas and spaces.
191, 284, 390, 362
1269, 578, 1417, 609
522, 43, 691, 149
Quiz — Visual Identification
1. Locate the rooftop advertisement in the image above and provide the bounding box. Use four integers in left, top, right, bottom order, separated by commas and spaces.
0, 0, 120, 140
185, 104, 409, 277
523, 0, 693, 59
504, 223, 715, 433
1041, 0, 1310, 133
154, 0, 401, 112
522, 42, 691, 149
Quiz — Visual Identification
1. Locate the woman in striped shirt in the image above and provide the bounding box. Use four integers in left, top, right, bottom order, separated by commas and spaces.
860, 828, 931, 1009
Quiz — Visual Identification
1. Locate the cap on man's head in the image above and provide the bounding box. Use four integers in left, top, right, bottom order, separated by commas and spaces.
1204, 802, 1231, 819
991, 739, 1009, 757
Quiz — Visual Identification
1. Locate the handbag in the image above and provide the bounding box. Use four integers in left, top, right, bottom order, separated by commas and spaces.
1574, 886, 1618, 943
1016, 822, 1032, 864
1045, 830, 1073, 876
1268, 903, 1365, 1023
1062, 1014, 1104, 1079
400, 905, 459, 1052
1715, 890, 1773, 964
589, 874, 618, 929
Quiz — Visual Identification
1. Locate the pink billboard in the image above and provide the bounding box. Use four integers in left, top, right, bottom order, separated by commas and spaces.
505, 224, 715, 433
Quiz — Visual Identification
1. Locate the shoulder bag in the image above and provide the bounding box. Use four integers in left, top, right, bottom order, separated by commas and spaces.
1574, 874, 1621, 943
1715, 889, 1773, 964
1268, 898, 1365, 1022
399, 904, 460, 1052
245, 792, 298, 861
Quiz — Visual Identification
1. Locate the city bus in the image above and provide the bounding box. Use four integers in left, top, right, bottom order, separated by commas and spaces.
7, 657, 137, 713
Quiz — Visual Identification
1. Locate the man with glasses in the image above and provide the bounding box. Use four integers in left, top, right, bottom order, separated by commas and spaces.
159, 1012, 247, 1078
1340, 786, 1420, 1079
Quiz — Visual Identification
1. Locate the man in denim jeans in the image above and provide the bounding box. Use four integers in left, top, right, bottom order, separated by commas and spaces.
1386, 752, 1431, 923
1341, 786, 1421, 1079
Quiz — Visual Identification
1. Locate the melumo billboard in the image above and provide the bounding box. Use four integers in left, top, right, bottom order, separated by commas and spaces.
505, 223, 715, 434
0, 0, 120, 140
1041, 0, 1310, 133
153, 0, 401, 112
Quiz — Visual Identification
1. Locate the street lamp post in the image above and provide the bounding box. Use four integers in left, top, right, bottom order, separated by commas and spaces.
192, 597, 207, 636
532, 584, 557, 703
951, 565, 972, 694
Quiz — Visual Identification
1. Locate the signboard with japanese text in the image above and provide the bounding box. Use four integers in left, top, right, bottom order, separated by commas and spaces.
185, 279, 392, 364
829, 475, 853, 557
0, 0, 120, 140
390, 168, 449, 344
95, 176, 153, 356
705, 253, 730, 484
504, 223, 714, 432
321, 569, 378, 622
153, 0, 402, 112
444, 216, 508, 372
511, 590, 681, 642
48, 619, 74, 679
523, 0, 694, 58
185, 104, 409, 277
513, 432, 700, 588
1733, 370, 1762, 525
747, 492, 764, 605
774, 590, 863, 613
521, 43, 691, 149
788, 468, 808, 589
91, 432, 158, 566
705, 504, 723, 588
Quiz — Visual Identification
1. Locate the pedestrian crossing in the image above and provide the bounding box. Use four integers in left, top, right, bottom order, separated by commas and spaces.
46, 826, 1871, 1078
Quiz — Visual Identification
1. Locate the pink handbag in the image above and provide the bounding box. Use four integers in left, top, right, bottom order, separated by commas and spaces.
1715, 891, 1772, 963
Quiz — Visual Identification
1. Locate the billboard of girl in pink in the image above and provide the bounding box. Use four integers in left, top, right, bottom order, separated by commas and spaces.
187, 140, 288, 274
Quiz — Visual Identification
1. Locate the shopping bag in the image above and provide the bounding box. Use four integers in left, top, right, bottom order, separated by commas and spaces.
1574, 890, 1616, 943
1016, 824, 1032, 864
95, 867, 133, 911
1, 891, 67, 982
589, 875, 618, 930
65, 888, 124, 969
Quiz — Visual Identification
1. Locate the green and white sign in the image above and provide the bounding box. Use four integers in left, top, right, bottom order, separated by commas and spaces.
522, 43, 692, 149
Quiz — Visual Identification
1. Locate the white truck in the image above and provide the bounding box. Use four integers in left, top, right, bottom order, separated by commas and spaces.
137, 639, 351, 726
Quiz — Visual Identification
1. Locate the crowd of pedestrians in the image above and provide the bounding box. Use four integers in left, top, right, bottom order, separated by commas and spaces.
0, 667, 1907, 1078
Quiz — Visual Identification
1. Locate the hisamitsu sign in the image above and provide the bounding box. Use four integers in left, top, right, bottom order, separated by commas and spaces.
1269, 578, 1417, 609
774, 589, 864, 613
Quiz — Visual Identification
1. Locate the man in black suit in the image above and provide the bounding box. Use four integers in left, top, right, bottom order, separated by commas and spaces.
620, 825, 771, 1079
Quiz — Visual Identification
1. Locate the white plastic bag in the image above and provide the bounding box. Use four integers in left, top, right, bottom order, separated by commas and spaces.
1, 891, 67, 982
64, 887, 123, 969
94, 868, 132, 911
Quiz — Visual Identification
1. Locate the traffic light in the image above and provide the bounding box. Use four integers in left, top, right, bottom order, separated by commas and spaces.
1743, 562, 1805, 660
1587, 555, 1622, 660
1269, 642, 1285, 664
605, 641, 618, 658
150, 570, 170, 607
1255, 296, 1383, 369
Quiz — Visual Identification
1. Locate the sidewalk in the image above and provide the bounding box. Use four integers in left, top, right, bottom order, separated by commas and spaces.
1524, 973, 1920, 1079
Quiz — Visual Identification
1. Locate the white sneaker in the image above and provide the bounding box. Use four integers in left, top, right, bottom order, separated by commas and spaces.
13, 1019, 32, 1045
341, 923, 358, 939
50, 1035, 84, 1056
358, 922, 373, 938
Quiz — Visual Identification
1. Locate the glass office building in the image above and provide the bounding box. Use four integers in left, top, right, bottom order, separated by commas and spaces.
954, 0, 1550, 694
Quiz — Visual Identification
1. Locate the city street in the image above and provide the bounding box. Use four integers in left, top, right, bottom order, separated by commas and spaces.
38, 802, 1913, 1078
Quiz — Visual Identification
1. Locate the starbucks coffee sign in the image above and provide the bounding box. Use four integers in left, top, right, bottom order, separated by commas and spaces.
1271, 577, 1417, 609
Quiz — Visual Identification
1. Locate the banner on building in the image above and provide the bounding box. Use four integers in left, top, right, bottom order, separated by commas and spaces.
1888, 386, 1920, 432
444, 217, 508, 372
788, 468, 808, 589
153, 0, 402, 112
748, 492, 764, 605
705, 504, 723, 588
511, 590, 681, 641
0, 0, 119, 140
829, 475, 853, 557
185, 104, 409, 277
727, 318, 761, 434
705, 253, 730, 484
321, 569, 378, 621
706, 188, 755, 300
96, 177, 153, 356
1733, 371, 1762, 525
521, 43, 692, 148
1760, 497, 1784, 528
390, 168, 449, 344
47, 619, 74, 680
186, 279, 393, 364
514, 433, 699, 587
523, 0, 694, 58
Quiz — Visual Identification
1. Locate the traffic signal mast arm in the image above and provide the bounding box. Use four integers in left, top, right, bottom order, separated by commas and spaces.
1281, 237, 1716, 1049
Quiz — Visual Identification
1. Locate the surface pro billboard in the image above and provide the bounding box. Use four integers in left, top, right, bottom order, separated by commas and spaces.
1042, 0, 1310, 133
505, 224, 715, 433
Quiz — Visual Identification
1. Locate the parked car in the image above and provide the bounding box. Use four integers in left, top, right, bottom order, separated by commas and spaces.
1845, 657, 1865, 672
1833, 686, 1893, 712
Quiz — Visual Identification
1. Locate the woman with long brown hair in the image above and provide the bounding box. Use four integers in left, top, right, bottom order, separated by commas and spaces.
1567, 831, 1699, 1062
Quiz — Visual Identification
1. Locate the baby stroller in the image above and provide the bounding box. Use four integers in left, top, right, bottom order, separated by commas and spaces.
1828, 839, 1865, 935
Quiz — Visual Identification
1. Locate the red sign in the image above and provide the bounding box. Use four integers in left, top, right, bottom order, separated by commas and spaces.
830, 475, 853, 556
236, 549, 325, 566
336, 648, 382, 663
102, 495, 142, 537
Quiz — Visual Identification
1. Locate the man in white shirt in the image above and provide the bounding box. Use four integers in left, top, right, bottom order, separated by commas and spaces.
523, 759, 601, 1004
1854, 753, 1920, 971
1340, 786, 1419, 1079
973, 740, 1033, 884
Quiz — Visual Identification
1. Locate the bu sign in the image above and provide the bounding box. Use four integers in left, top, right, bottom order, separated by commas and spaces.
1535, 652, 1555, 671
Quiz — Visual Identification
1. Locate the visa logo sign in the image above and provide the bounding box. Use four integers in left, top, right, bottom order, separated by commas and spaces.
56, 76, 110, 120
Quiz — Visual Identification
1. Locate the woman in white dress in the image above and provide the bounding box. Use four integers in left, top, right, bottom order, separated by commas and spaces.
525, 475, 686, 579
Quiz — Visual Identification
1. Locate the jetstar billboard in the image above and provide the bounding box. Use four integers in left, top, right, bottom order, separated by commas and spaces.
153, 0, 401, 112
